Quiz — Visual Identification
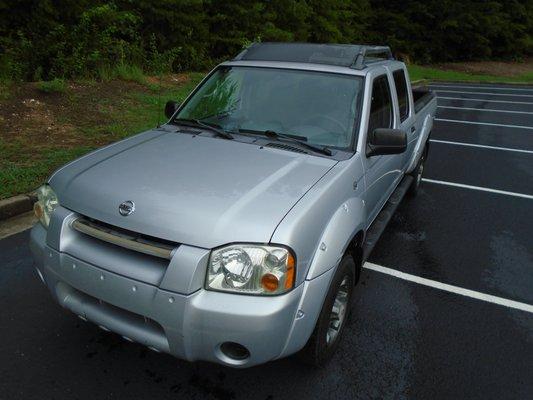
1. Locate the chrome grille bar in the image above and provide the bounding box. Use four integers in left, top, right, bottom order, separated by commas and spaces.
71, 218, 174, 260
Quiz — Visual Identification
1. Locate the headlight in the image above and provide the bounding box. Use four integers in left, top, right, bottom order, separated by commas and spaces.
34, 184, 59, 228
206, 244, 296, 295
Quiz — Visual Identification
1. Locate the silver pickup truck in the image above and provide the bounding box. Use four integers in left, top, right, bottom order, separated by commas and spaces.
30, 43, 436, 368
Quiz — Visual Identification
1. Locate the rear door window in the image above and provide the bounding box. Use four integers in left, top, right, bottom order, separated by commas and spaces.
367, 75, 393, 136
393, 69, 410, 122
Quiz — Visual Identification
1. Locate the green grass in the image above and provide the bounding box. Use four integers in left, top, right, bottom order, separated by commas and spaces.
37, 78, 67, 93
0, 81, 10, 100
103, 72, 205, 134
97, 64, 147, 84
408, 65, 533, 84
0, 143, 94, 198
67, 72, 205, 143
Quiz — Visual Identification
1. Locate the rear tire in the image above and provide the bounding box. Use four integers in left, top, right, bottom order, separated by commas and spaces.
299, 255, 355, 367
408, 146, 427, 196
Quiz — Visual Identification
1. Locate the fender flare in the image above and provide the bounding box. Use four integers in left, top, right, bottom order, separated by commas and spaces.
406, 114, 433, 174
305, 197, 366, 281
277, 198, 365, 357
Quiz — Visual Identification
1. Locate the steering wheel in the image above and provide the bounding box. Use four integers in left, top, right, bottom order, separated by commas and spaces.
305, 115, 347, 134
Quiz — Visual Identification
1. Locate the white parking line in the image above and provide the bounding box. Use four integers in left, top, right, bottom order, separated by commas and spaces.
438, 96, 533, 105
431, 84, 533, 93
430, 139, 533, 155
437, 105, 533, 115
435, 118, 533, 130
364, 262, 533, 314
435, 90, 533, 98
422, 178, 533, 200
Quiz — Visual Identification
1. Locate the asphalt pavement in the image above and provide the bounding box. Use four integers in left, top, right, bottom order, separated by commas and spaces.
1, 82, 532, 399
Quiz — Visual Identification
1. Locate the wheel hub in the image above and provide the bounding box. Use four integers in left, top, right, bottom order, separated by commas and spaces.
327, 276, 350, 346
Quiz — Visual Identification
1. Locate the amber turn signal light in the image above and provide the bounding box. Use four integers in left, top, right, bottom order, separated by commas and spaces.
285, 253, 295, 289
261, 273, 279, 292
33, 202, 44, 219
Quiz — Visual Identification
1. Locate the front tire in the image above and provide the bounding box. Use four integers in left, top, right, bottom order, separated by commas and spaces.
299, 255, 355, 366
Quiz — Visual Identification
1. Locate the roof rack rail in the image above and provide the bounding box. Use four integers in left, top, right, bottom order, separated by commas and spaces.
233, 44, 255, 61
351, 46, 394, 70
232, 42, 395, 69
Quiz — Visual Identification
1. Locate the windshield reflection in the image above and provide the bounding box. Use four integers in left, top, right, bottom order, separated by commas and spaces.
176, 66, 363, 149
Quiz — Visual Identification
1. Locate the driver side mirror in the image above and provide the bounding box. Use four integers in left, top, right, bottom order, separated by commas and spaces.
366, 128, 407, 157
165, 100, 180, 120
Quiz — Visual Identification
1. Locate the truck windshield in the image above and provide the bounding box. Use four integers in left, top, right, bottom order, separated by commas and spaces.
175, 66, 363, 149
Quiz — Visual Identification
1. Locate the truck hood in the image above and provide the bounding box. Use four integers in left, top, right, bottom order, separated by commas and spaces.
50, 128, 337, 248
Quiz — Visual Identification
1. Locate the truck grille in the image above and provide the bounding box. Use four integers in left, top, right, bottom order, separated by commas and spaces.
71, 217, 177, 260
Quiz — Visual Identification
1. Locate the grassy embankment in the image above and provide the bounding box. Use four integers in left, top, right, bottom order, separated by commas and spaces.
0, 72, 204, 199
1, 63, 532, 200
408, 64, 533, 83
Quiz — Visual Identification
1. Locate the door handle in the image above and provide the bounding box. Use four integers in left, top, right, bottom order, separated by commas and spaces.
411, 126, 416, 133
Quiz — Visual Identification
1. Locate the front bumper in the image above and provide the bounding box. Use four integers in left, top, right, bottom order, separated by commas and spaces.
30, 217, 334, 368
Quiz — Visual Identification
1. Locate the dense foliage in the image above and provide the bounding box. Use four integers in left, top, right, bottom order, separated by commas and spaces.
0, 0, 531, 80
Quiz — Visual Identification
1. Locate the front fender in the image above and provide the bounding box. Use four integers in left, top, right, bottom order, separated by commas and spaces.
305, 198, 365, 280
270, 157, 366, 286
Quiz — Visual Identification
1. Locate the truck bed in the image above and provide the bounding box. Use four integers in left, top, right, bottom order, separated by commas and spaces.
412, 87, 436, 113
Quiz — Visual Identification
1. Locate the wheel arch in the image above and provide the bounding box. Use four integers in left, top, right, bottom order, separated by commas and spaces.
346, 230, 364, 284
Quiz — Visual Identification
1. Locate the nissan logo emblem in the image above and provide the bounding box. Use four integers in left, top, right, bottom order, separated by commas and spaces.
119, 200, 135, 216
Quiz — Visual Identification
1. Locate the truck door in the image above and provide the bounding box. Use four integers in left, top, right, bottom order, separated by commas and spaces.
362, 73, 404, 227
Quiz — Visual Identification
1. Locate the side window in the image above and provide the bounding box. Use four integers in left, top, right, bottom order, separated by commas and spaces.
367, 75, 393, 137
393, 69, 410, 122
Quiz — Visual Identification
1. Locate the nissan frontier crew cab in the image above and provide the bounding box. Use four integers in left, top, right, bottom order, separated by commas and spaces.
30, 43, 436, 367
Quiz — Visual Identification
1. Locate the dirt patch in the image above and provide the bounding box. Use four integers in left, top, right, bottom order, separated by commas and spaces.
0, 84, 77, 149
145, 73, 191, 88
0, 79, 150, 150
433, 59, 533, 78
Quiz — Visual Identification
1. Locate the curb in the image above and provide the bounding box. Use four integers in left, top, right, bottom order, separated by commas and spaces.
0, 194, 36, 221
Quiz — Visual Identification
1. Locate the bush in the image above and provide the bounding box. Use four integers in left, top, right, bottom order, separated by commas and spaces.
37, 78, 67, 93
97, 64, 146, 84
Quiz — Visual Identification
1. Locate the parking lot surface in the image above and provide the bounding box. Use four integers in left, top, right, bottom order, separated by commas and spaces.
1, 82, 532, 399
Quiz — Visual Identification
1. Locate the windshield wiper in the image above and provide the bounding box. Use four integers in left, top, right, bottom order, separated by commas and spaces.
239, 129, 332, 156
173, 118, 234, 140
